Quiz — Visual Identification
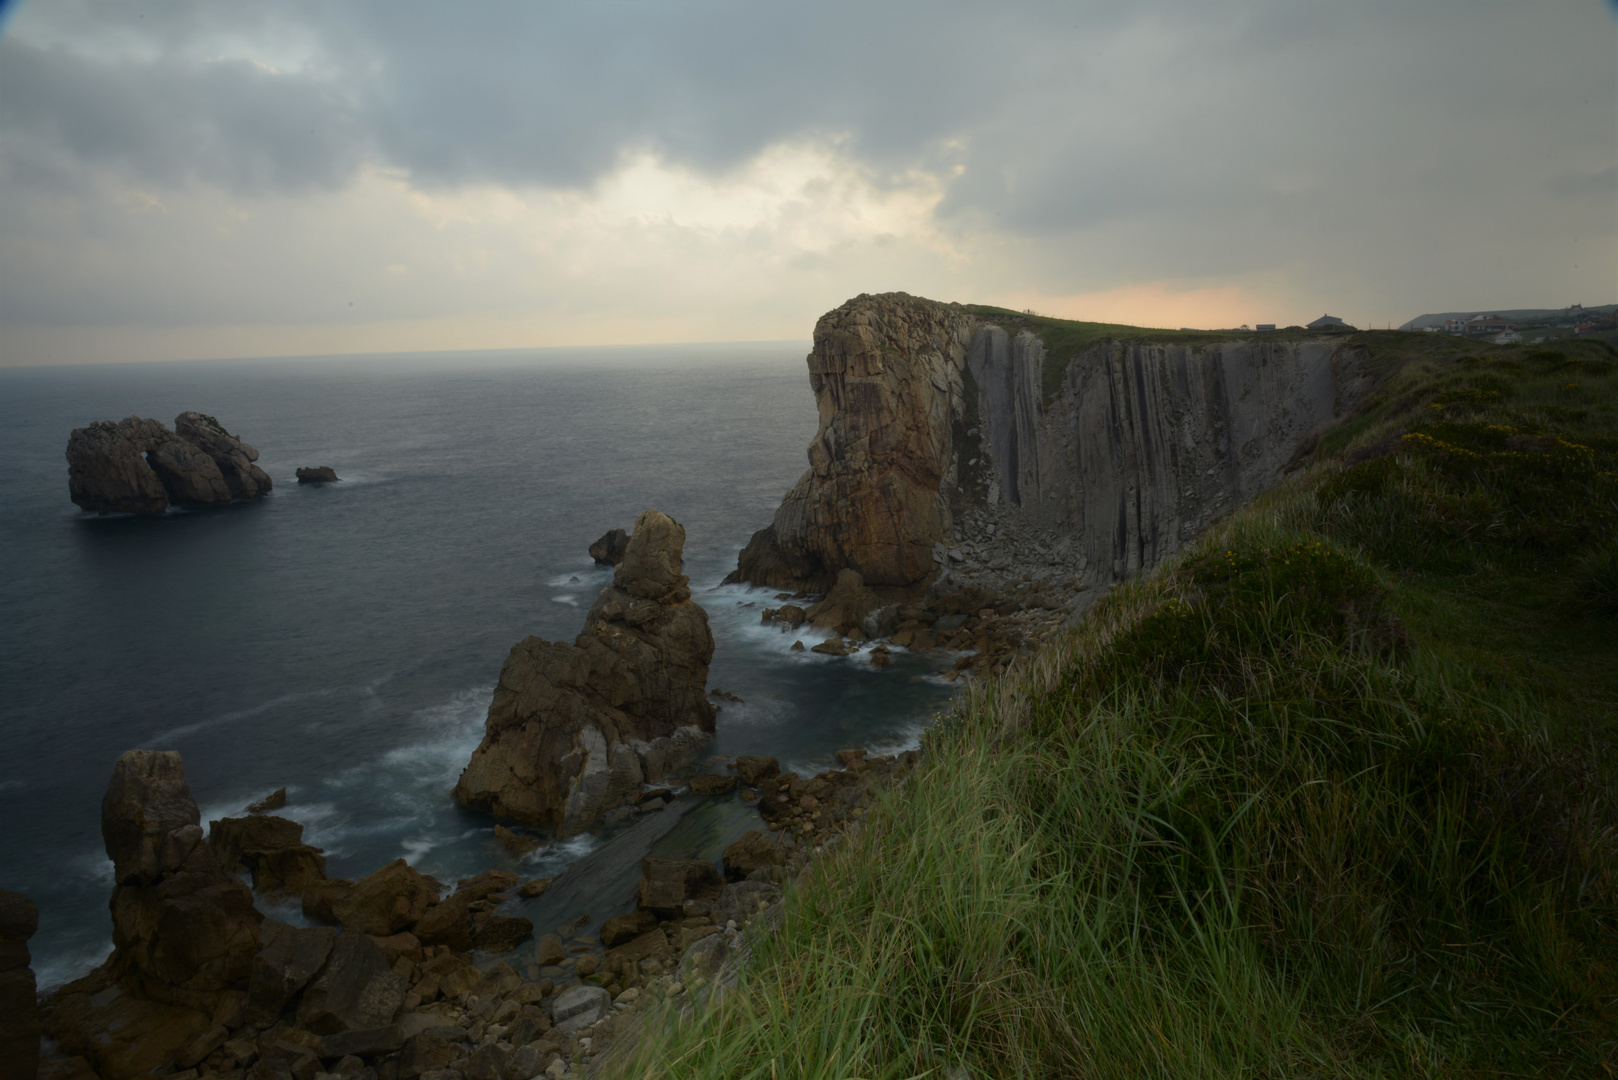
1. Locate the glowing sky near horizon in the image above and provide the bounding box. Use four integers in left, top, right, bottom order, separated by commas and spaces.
0, 0, 1613, 366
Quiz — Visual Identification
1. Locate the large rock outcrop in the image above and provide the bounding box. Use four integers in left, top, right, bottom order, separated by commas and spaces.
66, 412, 271, 515
729, 292, 1358, 594
44, 750, 265, 1079
453, 510, 716, 834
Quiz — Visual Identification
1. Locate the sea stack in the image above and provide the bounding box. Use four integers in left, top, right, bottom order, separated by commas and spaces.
453, 509, 716, 833
65, 411, 272, 515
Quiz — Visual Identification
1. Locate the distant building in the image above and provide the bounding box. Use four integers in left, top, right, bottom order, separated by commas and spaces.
1464, 314, 1513, 337
1307, 314, 1351, 329
1256, 323, 1276, 331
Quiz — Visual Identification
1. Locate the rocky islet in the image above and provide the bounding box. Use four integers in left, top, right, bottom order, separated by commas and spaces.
66, 413, 273, 516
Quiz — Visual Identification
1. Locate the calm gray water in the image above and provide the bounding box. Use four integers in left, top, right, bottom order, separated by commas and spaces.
0, 343, 953, 987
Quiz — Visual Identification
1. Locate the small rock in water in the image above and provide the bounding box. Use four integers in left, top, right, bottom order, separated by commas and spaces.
295, 466, 340, 484
494, 824, 539, 855
246, 786, 288, 814
790, 640, 805, 652
518, 877, 552, 898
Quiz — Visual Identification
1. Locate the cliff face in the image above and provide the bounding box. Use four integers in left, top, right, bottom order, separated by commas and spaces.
732, 293, 1360, 595
454, 510, 716, 834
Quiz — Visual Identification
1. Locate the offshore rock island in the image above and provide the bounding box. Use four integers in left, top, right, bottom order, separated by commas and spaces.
66, 413, 273, 515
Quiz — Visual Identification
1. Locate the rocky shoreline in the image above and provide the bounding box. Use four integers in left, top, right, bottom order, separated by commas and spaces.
26, 740, 917, 1080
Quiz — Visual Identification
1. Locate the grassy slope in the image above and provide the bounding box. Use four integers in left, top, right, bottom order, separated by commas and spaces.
615, 334, 1618, 1079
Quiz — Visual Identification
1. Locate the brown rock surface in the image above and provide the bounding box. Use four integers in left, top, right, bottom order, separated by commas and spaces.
327, 860, 439, 937
295, 931, 406, 1035
174, 412, 272, 500
453, 510, 717, 833
727, 294, 977, 590
0, 889, 40, 1080
209, 815, 328, 896
734, 755, 780, 786
805, 568, 881, 634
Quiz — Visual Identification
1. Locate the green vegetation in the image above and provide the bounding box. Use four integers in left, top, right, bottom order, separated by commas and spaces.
615, 335, 1618, 1078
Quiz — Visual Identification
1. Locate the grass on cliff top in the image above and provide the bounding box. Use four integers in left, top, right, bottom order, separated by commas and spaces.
612, 338, 1618, 1079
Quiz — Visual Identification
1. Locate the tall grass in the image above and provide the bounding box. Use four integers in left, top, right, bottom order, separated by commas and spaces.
611, 340, 1618, 1079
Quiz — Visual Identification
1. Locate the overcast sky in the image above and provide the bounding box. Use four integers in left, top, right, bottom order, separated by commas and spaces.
1, 0, 1613, 366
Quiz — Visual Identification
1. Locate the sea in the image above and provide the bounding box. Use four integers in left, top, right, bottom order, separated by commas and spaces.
0, 343, 956, 989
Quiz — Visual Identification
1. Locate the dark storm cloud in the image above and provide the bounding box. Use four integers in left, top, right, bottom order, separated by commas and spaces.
0, 34, 365, 194
0, 0, 1137, 193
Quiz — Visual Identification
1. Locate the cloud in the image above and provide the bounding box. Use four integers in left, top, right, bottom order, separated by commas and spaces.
0, 0, 1613, 364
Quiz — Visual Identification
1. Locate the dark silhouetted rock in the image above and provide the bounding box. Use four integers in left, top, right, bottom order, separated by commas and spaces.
688, 774, 738, 795
588, 527, 631, 565
174, 412, 272, 500
0, 889, 40, 1080
295, 466, 340, 484
246, 918, 337, 1026
103, 750, 204, 887
454, 510, 717, 833
328, 860, 439, 937
246, 787, 287, 814
734, 755, 780, 786
295, 931, 407, 1035
209, 815, 327, 897
722, 831, 785, 881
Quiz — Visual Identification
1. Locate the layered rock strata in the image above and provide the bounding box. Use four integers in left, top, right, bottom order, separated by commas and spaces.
730, 292, 1358, 599
66, 412, 272, 515
454, 510, 717, 834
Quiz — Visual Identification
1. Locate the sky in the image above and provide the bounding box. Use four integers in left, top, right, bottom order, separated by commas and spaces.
0, 0, 1613, 367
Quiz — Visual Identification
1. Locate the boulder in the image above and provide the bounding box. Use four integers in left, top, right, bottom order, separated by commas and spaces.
806, 569, 880, 635
493, 824, 539, 855
588, 528, 631, 565
295, 467, 340, 484
41, 976, 213, 1080
454, 510, 717, 834
246, 919, 337, 1026
517, 877, 552, 898
599, 910, 656, 948
411, 871, 516, 952
688, 774, 738, 796
638, 857, 723, 916
722, 831, 785, 881
533, 934, 566, 967
295, 932, 407, 1035
734, 755, 780, 786
472, 914, 533, 954
328, 860, 439, 937
0, 889, 40, 1080
550, 984, 610, 1036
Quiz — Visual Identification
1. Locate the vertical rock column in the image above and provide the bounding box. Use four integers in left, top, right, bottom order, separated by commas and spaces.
0, 889, 40, 1080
